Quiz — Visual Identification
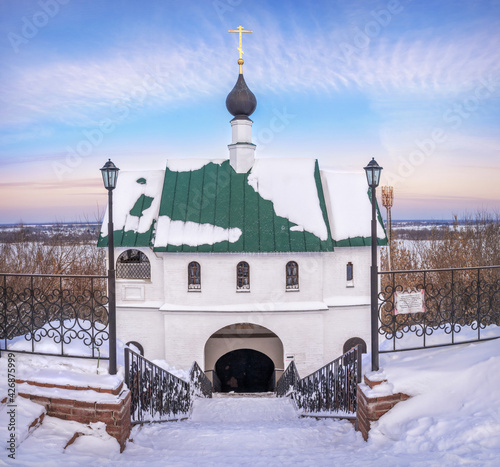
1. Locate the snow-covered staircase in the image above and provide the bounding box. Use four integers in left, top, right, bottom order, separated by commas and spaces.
121, 394, 357, 465
190, 394, 298, 423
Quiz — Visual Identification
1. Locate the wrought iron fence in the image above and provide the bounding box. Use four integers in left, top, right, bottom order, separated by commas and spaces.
190, 361, 213, 398
276, 363, 300, 397
276, 346, 361, 417
125, 347, 191, 424
379, 265, 500, 352
0, 273, 108, 359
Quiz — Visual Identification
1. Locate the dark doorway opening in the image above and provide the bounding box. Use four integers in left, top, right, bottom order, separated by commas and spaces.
215, 349, 275, 393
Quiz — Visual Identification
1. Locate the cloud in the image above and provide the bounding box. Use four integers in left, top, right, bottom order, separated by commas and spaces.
1, 9, 499, 130
251, 31, 499, 97
0, 41, 233, 128
0, 177, 100, 190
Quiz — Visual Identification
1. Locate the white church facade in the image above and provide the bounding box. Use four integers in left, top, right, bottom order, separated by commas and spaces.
98, 46, 386, 391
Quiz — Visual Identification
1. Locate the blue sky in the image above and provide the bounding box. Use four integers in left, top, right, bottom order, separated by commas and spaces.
0, 0, 499, 223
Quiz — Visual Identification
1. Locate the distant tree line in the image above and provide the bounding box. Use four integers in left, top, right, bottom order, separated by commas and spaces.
0, 223, 100, 245
0, 223, 105, 275
383, 210, 500, 271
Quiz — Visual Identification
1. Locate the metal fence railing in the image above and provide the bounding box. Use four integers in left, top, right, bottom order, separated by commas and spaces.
276, 346, 361, 418
190, 362, 213, 398
125, 347, 191, 424
125, 348, 213, 424
378, 265, 500, 352
0, 272, 108, 359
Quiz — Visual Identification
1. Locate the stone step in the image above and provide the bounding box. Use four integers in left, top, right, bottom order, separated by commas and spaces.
213, 391, 276, 398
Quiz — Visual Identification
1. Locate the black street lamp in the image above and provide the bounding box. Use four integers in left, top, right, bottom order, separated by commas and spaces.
100, 159, 119, 375
364, 157, 382, 372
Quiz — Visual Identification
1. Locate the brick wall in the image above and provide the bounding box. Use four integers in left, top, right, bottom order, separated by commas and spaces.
356, 375, 410, 441
17, 380, 131, 452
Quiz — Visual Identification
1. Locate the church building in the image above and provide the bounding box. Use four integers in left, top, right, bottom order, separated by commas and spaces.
98, 29, 386, 392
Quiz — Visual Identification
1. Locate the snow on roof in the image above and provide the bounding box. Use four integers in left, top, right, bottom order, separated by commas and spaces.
167, 158, 225, 172
248, 159, 329, 241
101, 170, 164, 237
152, 159, 333, 253
99, 160, 386, 251
154, 215, 242, 248
321, 170, 385, 241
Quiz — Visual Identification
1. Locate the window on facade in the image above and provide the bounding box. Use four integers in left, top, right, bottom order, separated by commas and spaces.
116, 249, 151, 279
286, 261, 299, 290
347, 262, 354, 285
236, 261, 250, 291
188, 261, 201, 290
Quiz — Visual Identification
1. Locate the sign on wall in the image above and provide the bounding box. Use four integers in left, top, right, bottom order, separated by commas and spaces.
394, 289, 425, 314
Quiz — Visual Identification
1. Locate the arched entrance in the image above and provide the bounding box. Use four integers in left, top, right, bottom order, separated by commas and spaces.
204, 323, 284, 393
216, 349, 274, 393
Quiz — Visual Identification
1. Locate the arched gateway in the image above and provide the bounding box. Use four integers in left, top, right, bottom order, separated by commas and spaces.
204, 323, 284, 393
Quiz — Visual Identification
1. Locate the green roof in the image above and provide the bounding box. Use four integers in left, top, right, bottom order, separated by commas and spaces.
155, 160, 333, 253
98, 159, 387, 252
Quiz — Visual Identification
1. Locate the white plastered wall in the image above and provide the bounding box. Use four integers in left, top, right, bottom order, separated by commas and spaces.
161, 252, 324, 309
114, 247, 377, 376
160, 311, 325, 376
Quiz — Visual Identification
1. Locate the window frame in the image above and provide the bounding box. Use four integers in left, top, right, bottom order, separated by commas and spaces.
346, 262, 354, 287
188, 261, 201, 291
116, 249, 151, 280
236, 261, 250, 292
286, 261, 299, 291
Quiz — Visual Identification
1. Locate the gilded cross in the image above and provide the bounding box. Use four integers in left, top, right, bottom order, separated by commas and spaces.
228, 25, 252, 72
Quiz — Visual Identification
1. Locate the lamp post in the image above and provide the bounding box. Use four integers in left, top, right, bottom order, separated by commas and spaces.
364, 158, 382, 372
100, 159, 119, 375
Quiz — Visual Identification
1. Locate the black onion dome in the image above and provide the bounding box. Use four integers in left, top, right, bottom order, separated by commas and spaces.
226, 73, 257, 119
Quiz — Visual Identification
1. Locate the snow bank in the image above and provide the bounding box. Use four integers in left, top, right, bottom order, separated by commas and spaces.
0, 397, 45, 447
24, 417, 120, 458
366, 338, 500, 463
154, 215, 242, 247
248, 159, 328, 241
